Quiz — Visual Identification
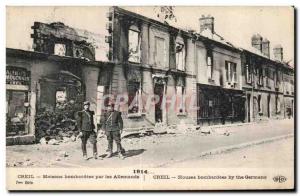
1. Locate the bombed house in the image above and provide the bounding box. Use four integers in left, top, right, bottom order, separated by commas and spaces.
6, 22, 111, 145
6, 7, 295, 145
105, 7, 197, 129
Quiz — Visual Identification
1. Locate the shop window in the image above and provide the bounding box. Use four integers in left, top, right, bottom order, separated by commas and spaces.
128, 25, 141, 63
176, 42, 185, 71
154, 36, 166, 67
6, 66, 30, 137
128, 81, 142, 114
176, 86, 186, 115
225, 61, 237, 84
207, 49, 213, 80
54, 43, 66, 56
258, 95, 262, 114
6, 91, 29, 136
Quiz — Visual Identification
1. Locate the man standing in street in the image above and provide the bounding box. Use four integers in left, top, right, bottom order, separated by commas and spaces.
76, 101, 98, 160
100, 102, 125, 159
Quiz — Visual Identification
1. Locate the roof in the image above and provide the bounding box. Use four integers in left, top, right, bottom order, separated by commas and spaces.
114, 7, 293, 71
113, 6, 240, 53
240, 47, 294, 71
6, 48, 114, 68
199, 28, 236, 48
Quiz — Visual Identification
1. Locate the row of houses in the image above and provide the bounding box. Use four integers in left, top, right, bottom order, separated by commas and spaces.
6, 7, 294, 145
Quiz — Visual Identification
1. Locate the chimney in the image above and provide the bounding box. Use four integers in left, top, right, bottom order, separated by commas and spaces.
199, 15, 214, 34
251, 34, 263, 52
273, 44, 283, 62
262, 38, 270, 58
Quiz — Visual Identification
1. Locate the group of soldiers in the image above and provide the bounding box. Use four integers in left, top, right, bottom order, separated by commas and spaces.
76, 101, 125, 160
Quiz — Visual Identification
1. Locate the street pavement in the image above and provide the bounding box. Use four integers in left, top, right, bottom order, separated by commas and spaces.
6, 119, 294, 168
168, 137, 294, 168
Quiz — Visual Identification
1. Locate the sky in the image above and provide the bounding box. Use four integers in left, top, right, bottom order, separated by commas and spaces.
6, 6, 294, 66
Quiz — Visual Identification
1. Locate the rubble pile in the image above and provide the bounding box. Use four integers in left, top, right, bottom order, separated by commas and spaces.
35, 100, 82, 144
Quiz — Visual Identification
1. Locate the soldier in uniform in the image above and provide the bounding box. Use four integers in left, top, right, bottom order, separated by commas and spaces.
100, 102, 125, 159
76, 101, 98, 160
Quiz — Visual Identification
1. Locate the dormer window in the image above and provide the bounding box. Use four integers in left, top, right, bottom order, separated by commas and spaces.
128, 25, 141, 63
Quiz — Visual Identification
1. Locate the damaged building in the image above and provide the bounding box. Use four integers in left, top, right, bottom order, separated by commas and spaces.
105, 7, 198, 130
6, 22, 110, 145
6, 7, 295, 145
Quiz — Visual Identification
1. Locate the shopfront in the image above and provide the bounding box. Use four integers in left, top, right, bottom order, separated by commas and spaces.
6, 66, 31, 137
197, 84, 246, 126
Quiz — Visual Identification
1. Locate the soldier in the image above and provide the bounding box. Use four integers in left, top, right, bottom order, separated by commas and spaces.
76, 101, 98, 160
100, 102, 125, 159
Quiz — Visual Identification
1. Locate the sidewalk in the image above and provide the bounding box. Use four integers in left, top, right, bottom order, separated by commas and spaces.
6, 119, 294, 168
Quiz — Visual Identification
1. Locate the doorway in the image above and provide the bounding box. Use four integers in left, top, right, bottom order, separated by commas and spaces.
154, 83, 164, 123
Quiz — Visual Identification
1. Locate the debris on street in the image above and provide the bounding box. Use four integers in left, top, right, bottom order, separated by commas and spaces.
35, 100, 82, 144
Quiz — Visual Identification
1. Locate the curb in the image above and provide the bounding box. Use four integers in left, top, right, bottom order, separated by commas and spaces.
155, 133, 294, 167
200, 118, 293, 130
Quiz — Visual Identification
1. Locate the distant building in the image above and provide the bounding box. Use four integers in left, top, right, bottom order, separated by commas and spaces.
241, 35, 294, 122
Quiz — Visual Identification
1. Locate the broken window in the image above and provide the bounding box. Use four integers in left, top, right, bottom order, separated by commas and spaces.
54, 43, 66, 56
56, 87, 67, 104
175, 38, 185, 71
207, 49, 213, 79
155, 36, 166, 67
225, 61, 237, 83
128, 81, 142, 114
128, 25, 141, 63
176, 86, 186, 114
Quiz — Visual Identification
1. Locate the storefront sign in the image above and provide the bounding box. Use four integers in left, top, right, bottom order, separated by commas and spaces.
6, 67, 30, 86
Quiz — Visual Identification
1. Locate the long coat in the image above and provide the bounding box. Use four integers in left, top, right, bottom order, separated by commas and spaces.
100, 111, 123, 132
76, 110, 95, 132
